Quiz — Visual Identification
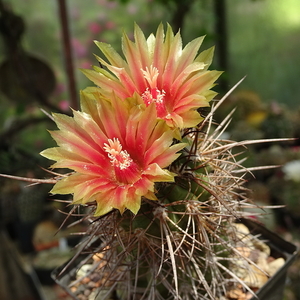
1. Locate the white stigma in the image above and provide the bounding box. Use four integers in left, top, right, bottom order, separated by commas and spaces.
141, 65, 159, 89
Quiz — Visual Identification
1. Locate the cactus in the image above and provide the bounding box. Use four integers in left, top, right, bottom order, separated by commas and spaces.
52, 88, 263, 300
0, 24, 286, 300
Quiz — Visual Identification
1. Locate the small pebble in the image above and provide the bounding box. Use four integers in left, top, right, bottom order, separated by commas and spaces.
84, 289, 91, 297
268, 257, 285, 276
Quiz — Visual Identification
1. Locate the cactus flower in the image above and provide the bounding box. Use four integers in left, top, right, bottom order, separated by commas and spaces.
82, 23, 221, 128
41, 90, 185, 216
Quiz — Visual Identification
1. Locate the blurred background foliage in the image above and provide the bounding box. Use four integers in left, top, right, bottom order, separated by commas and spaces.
0, 0, 300, 298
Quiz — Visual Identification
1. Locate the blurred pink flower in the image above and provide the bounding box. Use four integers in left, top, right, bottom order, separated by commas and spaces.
54, 83, 66, 96
72, 38, 87, 58
127, 4, 138, 15
105, 21, 116, 30
80, 60, 93, 69
88, 22, 102, 34
58, 100, 70, 112
106, 1, 117, 9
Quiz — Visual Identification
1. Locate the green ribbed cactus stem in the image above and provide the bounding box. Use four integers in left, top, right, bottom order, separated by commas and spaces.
108, 166, 234, 299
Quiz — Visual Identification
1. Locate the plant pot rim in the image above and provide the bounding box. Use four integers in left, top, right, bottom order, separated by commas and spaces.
238, 218, 298, 300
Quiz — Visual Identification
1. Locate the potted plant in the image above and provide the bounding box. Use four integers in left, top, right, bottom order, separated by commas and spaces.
1, 24, 297, 300
51, 218, 297, 300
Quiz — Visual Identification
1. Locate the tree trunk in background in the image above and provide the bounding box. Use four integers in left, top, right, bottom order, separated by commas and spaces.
58, 0, 78, 110
171, 0, 195, 33
213, 0, 228, 92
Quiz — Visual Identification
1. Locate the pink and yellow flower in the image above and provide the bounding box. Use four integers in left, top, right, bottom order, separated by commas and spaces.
82, 23, 222, 129
41, 89, 185, 216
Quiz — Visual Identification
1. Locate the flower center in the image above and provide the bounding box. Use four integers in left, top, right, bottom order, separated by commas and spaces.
141, 88, 165, 106
141, 65, 167, 117
103, 138, 132, 170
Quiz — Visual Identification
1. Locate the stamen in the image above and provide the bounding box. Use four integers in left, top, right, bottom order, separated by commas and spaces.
141, 65, 167, 118
142, 88, 166, 106
104, 138, 132, 170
